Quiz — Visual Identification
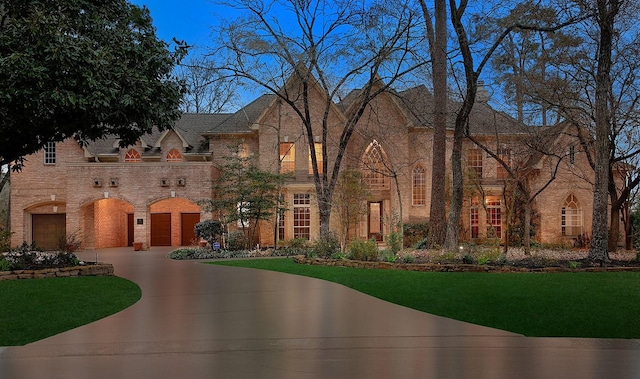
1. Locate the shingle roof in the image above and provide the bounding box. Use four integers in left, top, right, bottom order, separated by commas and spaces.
207, 94, 275, 134
85, 113, 230, 156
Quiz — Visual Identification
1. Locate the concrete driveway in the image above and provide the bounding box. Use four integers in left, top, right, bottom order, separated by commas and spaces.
1, 247, 639, 378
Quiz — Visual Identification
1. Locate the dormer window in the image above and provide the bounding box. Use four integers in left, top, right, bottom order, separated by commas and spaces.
124, 149, 141, 162
166, 148, 182, 162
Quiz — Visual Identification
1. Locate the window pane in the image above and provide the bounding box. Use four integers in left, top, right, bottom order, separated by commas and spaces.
412, 166, 426, 205
280, 142, 295, 174
44, 142, 56, 164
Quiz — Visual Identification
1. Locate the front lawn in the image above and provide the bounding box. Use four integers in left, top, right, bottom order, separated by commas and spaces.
0, 276, 141, 346
210, 258, 640, 339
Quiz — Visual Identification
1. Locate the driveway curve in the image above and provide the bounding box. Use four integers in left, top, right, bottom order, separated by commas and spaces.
1, 247, 639, 379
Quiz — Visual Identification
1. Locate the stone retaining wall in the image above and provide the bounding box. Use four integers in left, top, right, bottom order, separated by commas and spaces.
0, 264, 114, 281
292, 255, 640, 273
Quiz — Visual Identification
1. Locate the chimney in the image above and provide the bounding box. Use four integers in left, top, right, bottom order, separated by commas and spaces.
476, 80, 490, 103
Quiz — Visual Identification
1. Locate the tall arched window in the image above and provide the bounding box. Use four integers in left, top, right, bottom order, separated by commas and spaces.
166, 148, 182, 162
562, 194, 583, 236
124, 149, 141, 162
412, 165, 426, 205
362, 140, 389, 190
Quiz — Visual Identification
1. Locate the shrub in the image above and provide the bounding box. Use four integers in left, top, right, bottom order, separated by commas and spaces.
347, 239, 379, 261
227, 230, 248, 251
57, 230, 82, 252
403, 222, 429, 248
4, 242, 78, 269
414, 238, 429, 250
401, 254, 415, 264
311, 233, 340, 258
194, 220, 223, 247
0, 229, 11, 252
386, 229, 402, 254
462, 254, 476, 264
381, 249, 397, 263
0, 257, 12, 271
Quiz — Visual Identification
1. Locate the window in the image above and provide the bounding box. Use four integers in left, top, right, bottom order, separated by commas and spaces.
470, 197, 479, 239
293, 193, 311, 240
412, 165, 426, 206
468, 149, 483, 178
308, 142, 323, 175
486, 197, 502, 239
569, 145, 575, 165
44, 142, 56, 164
166, 148, 182, 162
278, 209, 285, 241
496, 147, 511, 179
280, 142, 295, 174
562, 194, 583, 236
124, 149, 141, 162
362, 140, 389, 190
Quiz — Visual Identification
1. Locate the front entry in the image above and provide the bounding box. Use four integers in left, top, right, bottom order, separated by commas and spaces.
368, 201, 383, 241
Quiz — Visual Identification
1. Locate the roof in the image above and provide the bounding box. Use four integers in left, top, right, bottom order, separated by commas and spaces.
207, 94, 275, 134
85, 113, 230, 157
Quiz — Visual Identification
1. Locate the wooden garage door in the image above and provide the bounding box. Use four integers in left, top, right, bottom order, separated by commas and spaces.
151, 213, 171, 246
32, 214, 66, 251
181, 213, 200, 246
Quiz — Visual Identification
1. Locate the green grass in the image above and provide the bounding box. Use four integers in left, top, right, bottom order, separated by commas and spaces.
210, 258, 640, 339
0, 276, 141, 346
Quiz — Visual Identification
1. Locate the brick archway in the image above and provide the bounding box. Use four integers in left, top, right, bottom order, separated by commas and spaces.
81, 199, 134, 249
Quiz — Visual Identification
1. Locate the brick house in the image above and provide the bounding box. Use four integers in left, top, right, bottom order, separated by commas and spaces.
10, 77, 605, 250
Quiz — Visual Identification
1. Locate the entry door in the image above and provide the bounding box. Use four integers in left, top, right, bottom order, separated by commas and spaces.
181, 213, 200, 246
32, 214, 66, 250
368, 202, 383, 241
151, 213, 171, 246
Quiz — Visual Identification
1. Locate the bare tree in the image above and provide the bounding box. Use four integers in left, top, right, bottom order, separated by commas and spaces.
211, 0, 425, 237
177, 55, 237, 113
445, 0, 582, 250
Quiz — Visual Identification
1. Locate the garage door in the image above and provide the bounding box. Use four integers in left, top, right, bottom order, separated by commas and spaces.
181, 213, 200, 246
151, 213, 171, 246
32, 214, 66, 251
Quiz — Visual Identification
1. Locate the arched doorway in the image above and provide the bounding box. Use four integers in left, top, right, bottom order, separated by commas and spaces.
81, 199, 134, 249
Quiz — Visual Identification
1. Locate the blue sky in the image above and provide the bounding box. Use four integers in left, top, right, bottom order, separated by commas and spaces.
130, 0, 219, 50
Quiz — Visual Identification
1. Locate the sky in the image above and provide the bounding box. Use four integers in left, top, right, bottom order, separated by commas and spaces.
130, 0, 219, 51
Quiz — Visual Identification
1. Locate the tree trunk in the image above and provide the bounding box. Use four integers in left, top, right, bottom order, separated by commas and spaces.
608, 205, 620, 253
428, 0, 447, 247
444, 121, 464, 250
524, 199, 532, 255
588, 0, 619, 263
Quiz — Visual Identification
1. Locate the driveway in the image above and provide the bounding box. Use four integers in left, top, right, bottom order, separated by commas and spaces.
1, 247, 639, 378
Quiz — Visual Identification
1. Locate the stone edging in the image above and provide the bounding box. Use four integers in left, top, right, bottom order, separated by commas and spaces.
0, 264, 115, 281
292, 255, 640, 273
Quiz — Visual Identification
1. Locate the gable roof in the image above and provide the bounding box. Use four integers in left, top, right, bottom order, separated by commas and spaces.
206, 94, 275, 134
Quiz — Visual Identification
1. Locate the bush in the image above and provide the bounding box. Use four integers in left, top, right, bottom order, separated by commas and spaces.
194, 220, 223, 247
4, 241, 79, 269
0, 229, 11, 252
414, 238, 429, 250
311, 233, 340, 258
381, 249, 397, 263
386, 229, 402, 254
347, 239, 379, 261
403, 222, 429, 248
227, 230, 248, 251
57, 230, 82, 252
0, 257, 11, 271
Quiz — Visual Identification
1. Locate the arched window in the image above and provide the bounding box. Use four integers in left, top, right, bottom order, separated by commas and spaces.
124, 149, 141, 162
412, 165, 426, 206
362, 140, 389, 190
166, 148, 182, 162
562, 194, 583, 236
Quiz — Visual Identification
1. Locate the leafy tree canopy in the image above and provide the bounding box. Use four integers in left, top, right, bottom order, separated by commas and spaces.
0, 0, 187, 168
